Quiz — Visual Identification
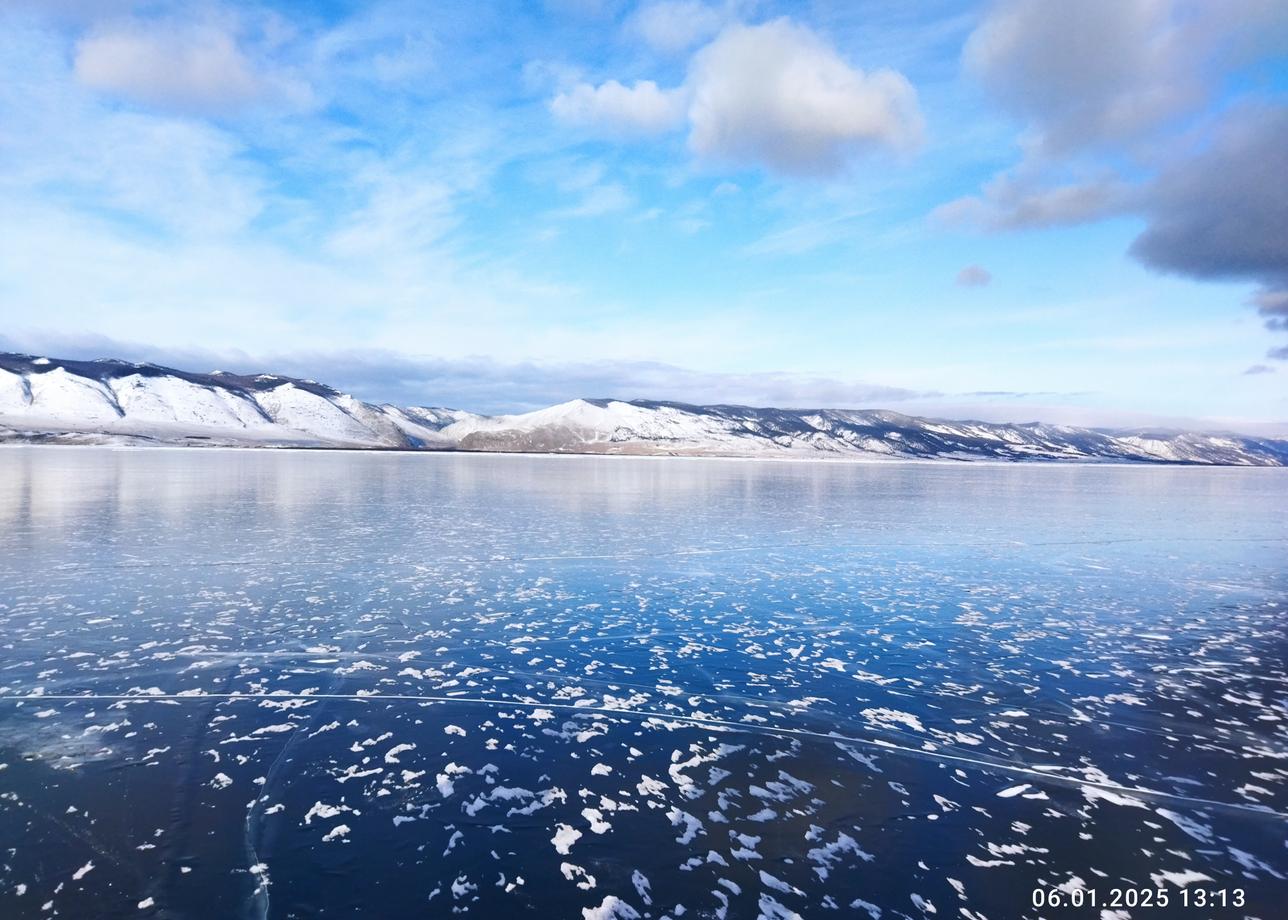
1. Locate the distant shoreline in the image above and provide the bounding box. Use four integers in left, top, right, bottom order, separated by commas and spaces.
4, 438, 1284, 470
5, 354, 1285, 467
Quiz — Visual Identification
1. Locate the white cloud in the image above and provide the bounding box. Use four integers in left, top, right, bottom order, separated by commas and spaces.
550, 18, 923, 177
1, 25, 264, 237
964, 0, 1288, 155
626, 1, 725, 53
963, 0, 1197, 153
686, 19, 923, 175
550, 79, 687, 136
73, 19, 305, 114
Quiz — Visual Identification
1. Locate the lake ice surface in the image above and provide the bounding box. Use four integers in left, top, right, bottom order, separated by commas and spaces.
0, 447, 1286, 919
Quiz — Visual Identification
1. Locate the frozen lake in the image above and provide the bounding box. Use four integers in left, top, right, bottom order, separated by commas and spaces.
1, 447, 1286, 918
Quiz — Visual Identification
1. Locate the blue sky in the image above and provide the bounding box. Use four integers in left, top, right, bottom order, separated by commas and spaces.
1, 1, 1286, 429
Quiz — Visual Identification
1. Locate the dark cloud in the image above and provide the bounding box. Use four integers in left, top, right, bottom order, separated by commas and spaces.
1127, 106, 1288, 358
1243, 364, 1275, 375
955, 3, 1288, 325
954, 264, 992, 287
1252, 289, 1288, 331
953, 0, 1288, 361
0, 330, 934, 414
1129, 107, 1288, 288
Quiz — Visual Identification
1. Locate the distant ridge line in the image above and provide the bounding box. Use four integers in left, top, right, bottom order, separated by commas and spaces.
1, 352, 1285, 466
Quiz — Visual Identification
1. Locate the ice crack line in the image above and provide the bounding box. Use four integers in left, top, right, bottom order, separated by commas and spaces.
6, 691, 1286, 821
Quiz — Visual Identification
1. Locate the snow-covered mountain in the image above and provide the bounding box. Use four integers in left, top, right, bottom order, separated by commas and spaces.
0, 353, 473, 449
2, 353, 1286, 465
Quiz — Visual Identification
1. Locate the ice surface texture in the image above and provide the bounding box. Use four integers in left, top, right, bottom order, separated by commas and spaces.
0, 449, 1286, 918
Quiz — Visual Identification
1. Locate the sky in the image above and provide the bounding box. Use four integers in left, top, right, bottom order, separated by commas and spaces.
1, 0, 1286, 430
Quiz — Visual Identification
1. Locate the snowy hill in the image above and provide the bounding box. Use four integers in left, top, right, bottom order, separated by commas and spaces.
2, 353, 1286, 465
0, 354, 471, 449
446, 398, 1288, 465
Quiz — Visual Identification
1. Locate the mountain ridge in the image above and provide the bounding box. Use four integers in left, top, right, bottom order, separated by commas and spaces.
2, 352, 1285, 466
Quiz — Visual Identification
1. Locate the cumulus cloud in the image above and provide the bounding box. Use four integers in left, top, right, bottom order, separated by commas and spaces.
73, 19, 304, 114
964, 0, 1288, 153
963, 0, 1197, 153
955, 264, 992, 287
626, 1, 726, 53
686, 19, 923, 175
550, 79, 687, 136
549, 18, 923, 176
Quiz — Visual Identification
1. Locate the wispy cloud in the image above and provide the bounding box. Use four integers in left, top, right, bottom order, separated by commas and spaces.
550, 183, 635, 218
740, 209, 873, 256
